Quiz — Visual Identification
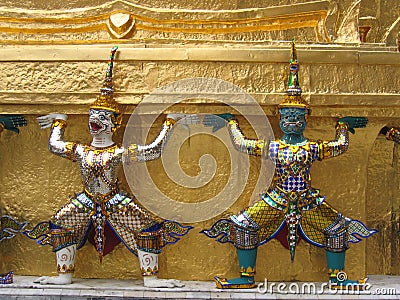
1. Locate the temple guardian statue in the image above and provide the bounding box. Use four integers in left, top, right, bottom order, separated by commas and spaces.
202, 41, 377, 290
25, 47, 194, 288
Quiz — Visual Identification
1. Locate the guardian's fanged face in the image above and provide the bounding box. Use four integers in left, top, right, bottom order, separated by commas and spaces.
88, 109, 115, 136
279, 107, 307, 135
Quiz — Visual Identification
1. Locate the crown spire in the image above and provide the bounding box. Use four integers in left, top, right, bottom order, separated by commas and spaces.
90, 46, 121, 114
286, 40, 301, 95
278, 40, 310, 110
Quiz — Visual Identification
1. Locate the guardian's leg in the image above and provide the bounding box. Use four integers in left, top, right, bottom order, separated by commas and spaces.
214, 223, 258, 289
325, 226, 367, 289
34, 229, 76, 285
137, 227, 184, 288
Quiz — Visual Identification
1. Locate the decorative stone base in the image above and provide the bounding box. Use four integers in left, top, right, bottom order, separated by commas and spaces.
0, 275, 398, 299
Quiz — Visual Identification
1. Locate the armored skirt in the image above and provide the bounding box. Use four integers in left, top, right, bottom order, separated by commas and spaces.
203, 193, 374, 252
48, 191, 189, 256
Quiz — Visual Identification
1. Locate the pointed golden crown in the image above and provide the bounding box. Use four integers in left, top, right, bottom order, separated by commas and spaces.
278, 41, 310, 110
90, 46, 121, 114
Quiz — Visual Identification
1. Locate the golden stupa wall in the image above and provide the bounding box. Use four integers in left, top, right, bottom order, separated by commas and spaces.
0, 0, 399, 282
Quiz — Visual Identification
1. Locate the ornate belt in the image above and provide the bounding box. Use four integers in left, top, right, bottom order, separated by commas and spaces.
84, 187, 118, 204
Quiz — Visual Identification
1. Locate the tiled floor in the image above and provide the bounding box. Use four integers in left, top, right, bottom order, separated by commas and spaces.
0, 275, 399, 299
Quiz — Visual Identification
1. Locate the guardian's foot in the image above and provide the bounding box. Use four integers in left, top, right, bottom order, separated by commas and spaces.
33, 274, 72, 285
214, 276, 255, 289
329, 277, 368, 290
143, 276, 184, 288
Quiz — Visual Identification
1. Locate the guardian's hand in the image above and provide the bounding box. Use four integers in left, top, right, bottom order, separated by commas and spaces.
37, 113, 68, 129
203, 113, 235, 132
166, 113, 200, 129
337, 116, 368, 134
0, 115, 27, 134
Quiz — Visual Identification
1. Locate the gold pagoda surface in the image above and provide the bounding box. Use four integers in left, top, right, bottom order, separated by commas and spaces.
0, 0, 398, 45
0, 0, 399, 283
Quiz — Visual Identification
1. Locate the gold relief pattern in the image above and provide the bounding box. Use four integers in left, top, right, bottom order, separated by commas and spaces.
107, 12, 136, 39
0, 2, 331, 43
2, 0, 395, 45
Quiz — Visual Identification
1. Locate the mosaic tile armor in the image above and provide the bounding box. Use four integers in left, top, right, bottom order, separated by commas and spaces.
205, 120, 375, 259
25, 118, 189, 259
202, 41, 376, 289
24, 47, 191, 267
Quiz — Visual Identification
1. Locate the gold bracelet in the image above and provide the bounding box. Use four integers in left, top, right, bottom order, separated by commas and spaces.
336, 122, 349, 130
386, 127, 400, 141
165, 118, 177, 126
52, 119, 68, 129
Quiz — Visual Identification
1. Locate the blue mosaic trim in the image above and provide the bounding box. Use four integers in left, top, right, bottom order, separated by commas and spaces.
53, 241, 76, 253
348, 220, 378, 243
162, 220, 193, 246
0, 215, 27, 242
75, 193, 94, 210
0, 271, 13, 284
136, 246, 162, 254
200, 218, 232, 244
21, 221, 51, 246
